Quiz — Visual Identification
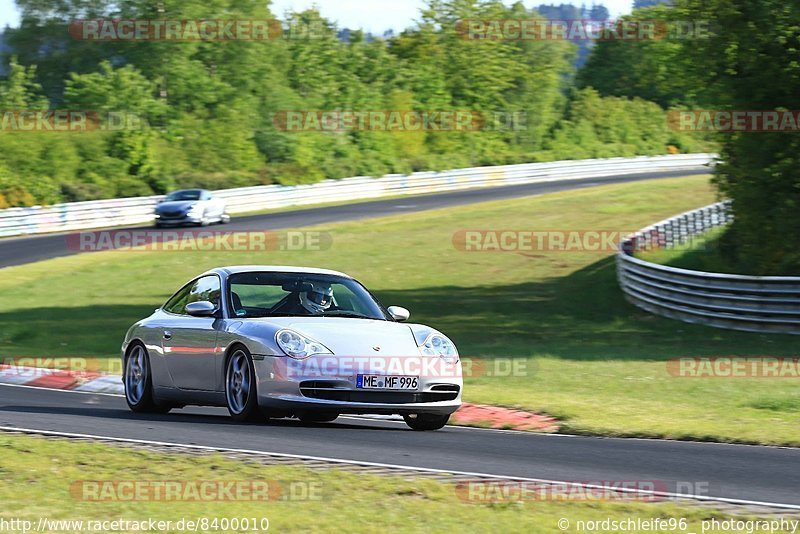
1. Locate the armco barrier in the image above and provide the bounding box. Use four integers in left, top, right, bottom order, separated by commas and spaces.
0, 153, 714, 238
617, 201, 800, 335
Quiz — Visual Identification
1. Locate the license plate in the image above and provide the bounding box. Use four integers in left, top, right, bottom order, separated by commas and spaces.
357, 375, 418, 390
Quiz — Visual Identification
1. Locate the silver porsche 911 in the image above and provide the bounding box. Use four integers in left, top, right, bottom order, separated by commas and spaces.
121, 266, 462, 430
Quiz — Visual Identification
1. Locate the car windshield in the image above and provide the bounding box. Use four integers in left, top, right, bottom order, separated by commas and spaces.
165, 190, 203, 201
228, 272, 388, 320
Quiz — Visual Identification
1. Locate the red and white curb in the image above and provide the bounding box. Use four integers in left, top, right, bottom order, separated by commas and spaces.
0, 365, 124, 394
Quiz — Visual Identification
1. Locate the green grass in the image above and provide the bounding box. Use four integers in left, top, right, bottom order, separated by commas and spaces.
638, 226, 792, 277
638, 227, 739, 273
0, 433, 789, 533
1, 175, 799, 445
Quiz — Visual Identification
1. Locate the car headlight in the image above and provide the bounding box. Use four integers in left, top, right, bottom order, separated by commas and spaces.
419, 332, 459, 363
187, 204, 202, 216
275, 329, 332, 360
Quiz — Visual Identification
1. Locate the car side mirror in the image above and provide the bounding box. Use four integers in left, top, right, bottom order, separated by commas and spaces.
387, 306, 410, 322
185, 301, 217, 317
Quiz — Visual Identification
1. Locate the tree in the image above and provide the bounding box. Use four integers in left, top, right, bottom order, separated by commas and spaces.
0, 57, 48, 108
589, 4, 610, 21
679, 0, 800, 273
577, 5, 698, 108
0, 0, 691, 207
0, 58, 54, 205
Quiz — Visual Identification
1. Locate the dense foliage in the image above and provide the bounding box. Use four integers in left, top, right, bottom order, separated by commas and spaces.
581, 0, 800, 273
0, 0, 710, 209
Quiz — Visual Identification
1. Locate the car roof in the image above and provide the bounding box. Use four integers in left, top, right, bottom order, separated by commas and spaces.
205, 266, 353, 279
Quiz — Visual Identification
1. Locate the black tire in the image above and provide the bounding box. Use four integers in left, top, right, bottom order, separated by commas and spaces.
124, 343, 170, 414
225, 346, 262, 422
298, 412, 339, 423
403, 413, 450, 431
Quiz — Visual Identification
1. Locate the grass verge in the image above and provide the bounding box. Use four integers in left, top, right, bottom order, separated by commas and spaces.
0, 175, 798, 445
0, 433, 791, 533
638, 227, 750, 274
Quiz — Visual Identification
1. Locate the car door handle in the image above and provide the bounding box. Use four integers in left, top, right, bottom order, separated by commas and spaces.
163, 331, 173, 340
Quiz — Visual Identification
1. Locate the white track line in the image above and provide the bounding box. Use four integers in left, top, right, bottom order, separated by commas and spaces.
1, 425, 798, 511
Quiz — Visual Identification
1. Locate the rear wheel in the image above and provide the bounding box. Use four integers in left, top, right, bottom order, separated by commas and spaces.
124, 343, 170, 414
298, 412, 339, 423
225, 347, 262, 422
403, 413, 450, 431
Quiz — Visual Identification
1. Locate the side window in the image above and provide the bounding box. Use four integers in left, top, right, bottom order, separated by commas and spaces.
163, 276, 221, 315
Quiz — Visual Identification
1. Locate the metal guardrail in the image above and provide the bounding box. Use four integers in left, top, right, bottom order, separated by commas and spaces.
617, 201, 800, 335
0, 154, 714, 238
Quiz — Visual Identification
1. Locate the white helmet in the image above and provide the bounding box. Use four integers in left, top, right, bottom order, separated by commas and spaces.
299, 282, 334, 314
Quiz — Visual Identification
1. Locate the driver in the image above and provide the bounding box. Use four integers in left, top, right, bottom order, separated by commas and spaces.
299, 282, 335, 314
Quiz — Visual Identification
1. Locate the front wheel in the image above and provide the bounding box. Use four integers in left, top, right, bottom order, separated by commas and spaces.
403, 413, 450, 431
225, 347, 262, 422
124, 343, 170, 413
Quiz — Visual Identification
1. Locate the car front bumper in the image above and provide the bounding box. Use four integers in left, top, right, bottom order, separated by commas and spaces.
252, 356, 463, 416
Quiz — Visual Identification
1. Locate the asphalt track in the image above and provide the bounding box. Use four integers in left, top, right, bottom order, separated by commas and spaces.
7, 167, 797, 509
2, 385, 799, 508
0, 169, 708, 269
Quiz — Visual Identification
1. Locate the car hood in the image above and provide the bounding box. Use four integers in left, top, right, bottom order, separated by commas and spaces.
156, 200, 197, 213
255, 317, 420, 357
